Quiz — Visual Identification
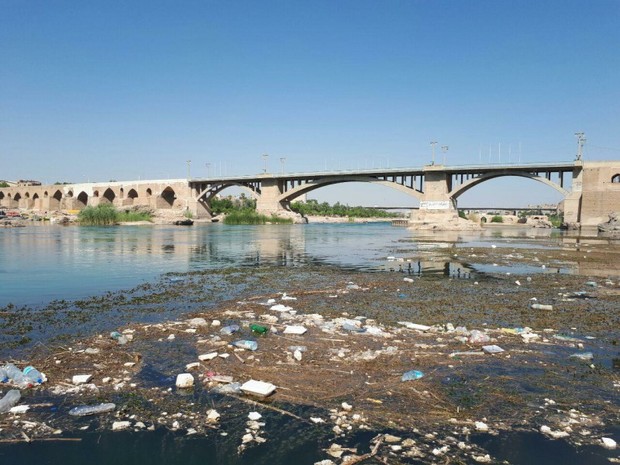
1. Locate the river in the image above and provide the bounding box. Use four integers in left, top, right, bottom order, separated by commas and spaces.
0, 222, 618, 464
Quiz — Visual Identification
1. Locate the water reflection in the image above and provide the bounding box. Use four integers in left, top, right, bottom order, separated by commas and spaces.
1, 223, 619, 307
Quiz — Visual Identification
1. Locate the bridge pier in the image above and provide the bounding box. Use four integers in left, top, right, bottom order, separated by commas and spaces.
409, 167, 460, 226
255, 178, 288, 215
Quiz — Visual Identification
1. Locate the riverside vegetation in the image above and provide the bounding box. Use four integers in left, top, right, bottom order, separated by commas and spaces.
78, 204, 152, 226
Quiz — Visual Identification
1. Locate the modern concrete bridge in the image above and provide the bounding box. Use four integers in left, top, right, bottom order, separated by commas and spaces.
2, 160, 619, 228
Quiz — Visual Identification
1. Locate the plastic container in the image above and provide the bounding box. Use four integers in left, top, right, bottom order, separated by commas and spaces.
23, 366, 44, 384
68, 403, 116, 417
110, 331, 128, 345
0, 367, 8, 383
232, 340, 258, 351
3, 364, 32, 389
0, 389, 21, 413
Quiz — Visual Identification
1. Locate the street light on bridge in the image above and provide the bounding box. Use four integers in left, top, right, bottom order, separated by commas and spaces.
280, 157, 286, 173
430, 141, 438, 165
186, 160, 191, 179
441, 145, 449, 165
262, 153, 269, 173
575, 132, 586, 160
205, 162, 211, 178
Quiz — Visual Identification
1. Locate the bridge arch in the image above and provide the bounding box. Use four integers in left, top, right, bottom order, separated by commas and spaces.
77, 191, 88, 208
449, 171, 569, 200
199, 182, 260, 203
276, 176, 423, 204
127, 189, 138, 200
102, 188, 115, 204
50, 190, 62, 209
158, 187, 176, 208
612, 174, 620, 183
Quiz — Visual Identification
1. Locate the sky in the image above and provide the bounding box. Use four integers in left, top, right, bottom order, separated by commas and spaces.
1, 0, 619, 207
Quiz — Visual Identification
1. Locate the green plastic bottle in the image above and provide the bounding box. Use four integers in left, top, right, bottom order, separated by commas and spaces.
250, 324, 268, 335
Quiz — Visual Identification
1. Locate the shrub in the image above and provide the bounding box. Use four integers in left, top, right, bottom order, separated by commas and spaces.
78, 204, 119, 226
78, 205, 151, 225
490, 215, 503, 223
223, 209, 292, 225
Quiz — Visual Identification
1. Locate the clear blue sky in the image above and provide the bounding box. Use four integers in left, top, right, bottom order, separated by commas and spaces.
1, 0, 619, 206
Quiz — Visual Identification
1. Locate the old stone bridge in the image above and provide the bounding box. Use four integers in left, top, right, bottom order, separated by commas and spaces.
1, 160, 619, 228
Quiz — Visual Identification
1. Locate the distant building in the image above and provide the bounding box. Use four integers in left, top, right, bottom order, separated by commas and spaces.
16, 180, 42, 186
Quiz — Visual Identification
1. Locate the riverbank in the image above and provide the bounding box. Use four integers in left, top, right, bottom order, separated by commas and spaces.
1, 241, 619, 463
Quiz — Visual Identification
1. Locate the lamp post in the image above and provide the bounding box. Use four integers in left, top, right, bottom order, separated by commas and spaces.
205, 162, 211, 178
280, 157, 286, 174
430, 141, 438, 165
262, 154, 269, 173
186, 160, 191, 179
441, 145, 449, 165
575, 132, 586, 160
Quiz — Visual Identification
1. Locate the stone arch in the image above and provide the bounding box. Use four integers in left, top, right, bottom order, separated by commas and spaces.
449, 171, 569, 200
24, 192, 30, 199
49, 190, 62, 209
0, 191, 5, 200
14, 193, 22, 201
33, 193, 39, 200
93, 190, 100, 197
77, 191, 88, 208
44, 191, 49, 198
159, 187, 176, 208
127, 189, 138, 200
276, 176, 423, 204
612, 174, 620, 183
66, 190, 74, 198
120, 187, 125, 198
102, 188, 115, 204
146, 188, 152, 197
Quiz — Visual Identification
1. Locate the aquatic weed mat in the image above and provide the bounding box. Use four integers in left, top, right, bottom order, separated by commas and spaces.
1, 269, 619, 463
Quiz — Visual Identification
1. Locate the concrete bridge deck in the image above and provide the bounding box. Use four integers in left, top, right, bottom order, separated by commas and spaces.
1, 160, 619, 228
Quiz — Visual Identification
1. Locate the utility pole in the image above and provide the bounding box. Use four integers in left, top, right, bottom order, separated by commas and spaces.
575, 132, 586, 160
441, 145, 449, 165
430, 141, 437, 165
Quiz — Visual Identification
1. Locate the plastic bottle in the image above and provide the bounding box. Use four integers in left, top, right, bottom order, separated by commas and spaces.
250, 324, 268, 335
23, 366, 44, 384
3, 364, 32, 389
0, 367, 8, 383
220, 324, 240, 336
68, 403, 116, 417
110, 331, 128, 345
0, 389, 21, 413
232, 340, 258, 351
401, 370, 424, 381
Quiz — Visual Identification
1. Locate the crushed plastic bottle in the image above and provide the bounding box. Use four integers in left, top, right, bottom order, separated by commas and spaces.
0, 390, 21, 413
110, 331, 128, 345
401, 370, 424, 381
232, 340, 258, 351
220, 324, 240, 336
3, 364, 32, 389
69, 403, 116, 417
0, 367, 8, 383
23, 366, 44, 384
468, 330, 491, 344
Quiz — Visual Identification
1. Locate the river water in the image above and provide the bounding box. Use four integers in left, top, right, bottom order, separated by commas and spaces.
1, 222, 618, 465
0, 222, 607, 308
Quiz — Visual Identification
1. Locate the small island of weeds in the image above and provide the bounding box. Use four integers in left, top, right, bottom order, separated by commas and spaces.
223, 209, 293, 225
78, 204, 152, 226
